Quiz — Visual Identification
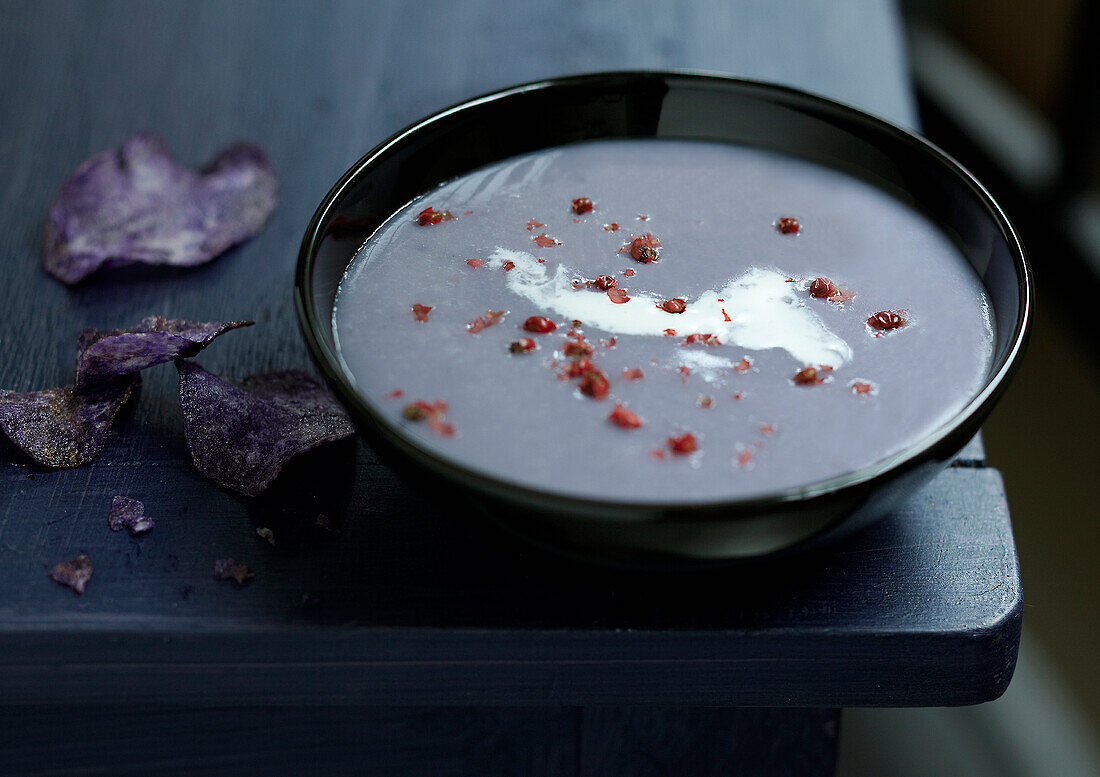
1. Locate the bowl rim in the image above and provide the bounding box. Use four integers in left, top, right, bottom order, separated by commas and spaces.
295, 69, 1032, 517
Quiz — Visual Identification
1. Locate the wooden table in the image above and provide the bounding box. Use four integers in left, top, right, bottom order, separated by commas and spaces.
0, 2, 1020, 775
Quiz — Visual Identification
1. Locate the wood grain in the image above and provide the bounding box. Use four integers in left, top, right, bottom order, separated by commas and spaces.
0, 706, 837, 777
0, 465, 1020, 707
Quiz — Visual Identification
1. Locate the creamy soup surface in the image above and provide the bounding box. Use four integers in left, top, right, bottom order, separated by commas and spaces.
333, 139, 993, 503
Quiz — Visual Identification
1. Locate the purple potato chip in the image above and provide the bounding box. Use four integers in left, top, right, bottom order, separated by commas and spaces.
45, 135, 277, 284
177, 361, 355, 496
107, 495, 154, 535
76, 316, 253, 389
0, 377, 137, 467
49, 554, 93, 594
213, 558, 254, 585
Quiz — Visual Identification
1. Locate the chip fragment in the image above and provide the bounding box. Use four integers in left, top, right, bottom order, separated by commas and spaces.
1, 315, 252, 468
76, 316, 253, 389
107, 495, 155, 535
213, 558, 254, 585
177, 361, 355, 496
45, 134, 278, 284
49, 554, 93, 594
0, 378, 137, 467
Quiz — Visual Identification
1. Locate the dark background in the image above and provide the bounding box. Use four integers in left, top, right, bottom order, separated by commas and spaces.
905, 0, 1100, 741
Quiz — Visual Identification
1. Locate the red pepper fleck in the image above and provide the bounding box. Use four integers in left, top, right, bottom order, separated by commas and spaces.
622, 367, 644, 380
563, 339, 594, 359
608, 403, 643, 428
659, 298, 687, 314
793, 366, 826, 385
628, 234, 661, 263
637, 214, 649, 221
622, 268, 635, 277
594, 275, 617, 290
510, 338, 537, 354
501, 261, 516, 272
850, 381, 875, 395
603, 223, 620, 232
525, 219, 545, 231
571, 197, 594, 214
684, 333, 720, 345
776, 217, 800, 234
734, 357, 752, 373
759, 424, 774, 434
572, 319, 583, 329
403, 402, 427, 420
467, 310, 505, 333
602, 337, 617, 347
383, 389, 404, 399
697, 395, 714, 409
667, 432, 698, 455
721, 308, 731, 322
732, 392, 744, 400
663, 328, 677, 336
563, 357, 594, 379
465, 258, 485, 268
464, 210, 474, 215
411, 303, 433, 323
867, 310, 906, 330
403, 400, 454, 437
579, 368, 610, 400
736, 449, 754, 468
809, 277, 836, 298
533, 233, 559, 247
416, 206, 453, 225
785, 277, 796, 283
717, 298, 725, 302
679, 366, 691, 376
607, 288, 631, 304
523, 315, 557, 333
430, 416, 455, 437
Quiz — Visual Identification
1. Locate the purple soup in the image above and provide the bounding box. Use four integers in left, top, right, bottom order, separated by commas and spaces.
333, 139, 994, 503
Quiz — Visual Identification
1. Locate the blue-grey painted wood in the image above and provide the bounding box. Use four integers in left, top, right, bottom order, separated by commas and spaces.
579, 707, 839, 776
954, 433, 987, 466
0, 466, 1019, 707
0, 707, 580, 777
0, 0, 1016, 721
0, 706, 838, 777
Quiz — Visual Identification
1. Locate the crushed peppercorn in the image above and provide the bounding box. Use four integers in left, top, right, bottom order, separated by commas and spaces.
628, 234, 660, 263
868, 311, 906, 330
523, 316, 557, 334
608, 403, 643, 428
416, 206, 453, 225
809, 277, 836, 298
776, 217, 799, 234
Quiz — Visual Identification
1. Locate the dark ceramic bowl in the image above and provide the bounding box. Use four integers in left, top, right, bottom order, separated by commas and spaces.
295, 71, 1030, 567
